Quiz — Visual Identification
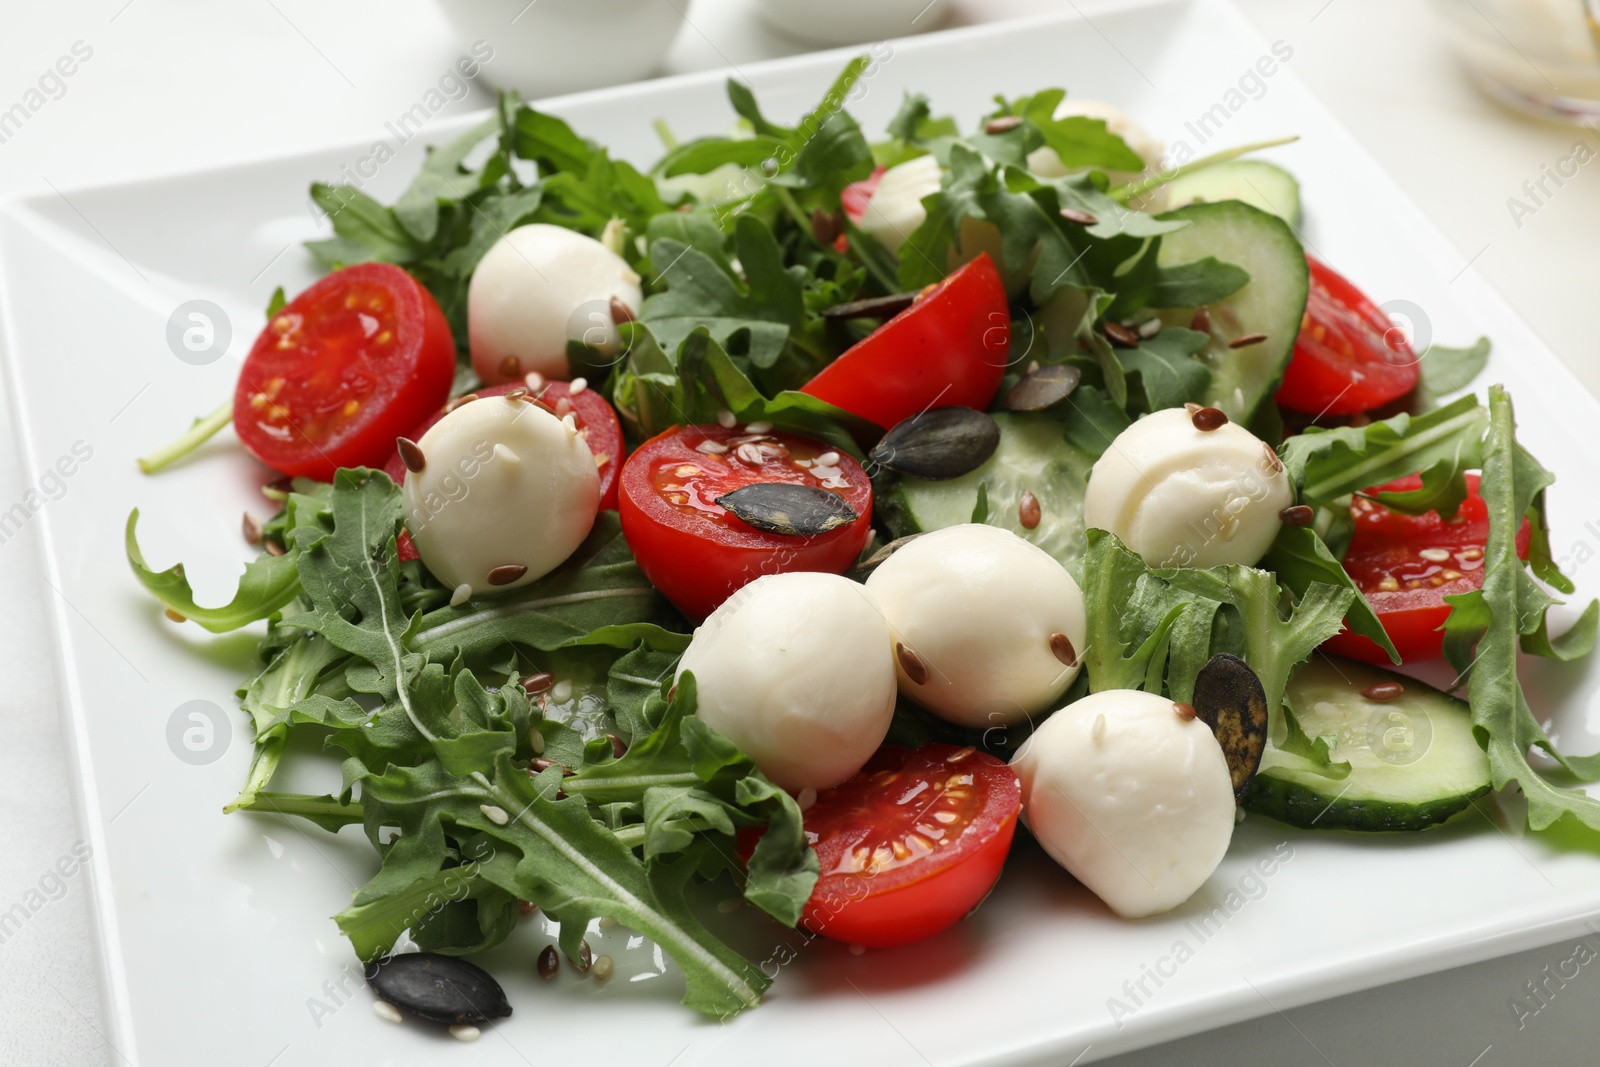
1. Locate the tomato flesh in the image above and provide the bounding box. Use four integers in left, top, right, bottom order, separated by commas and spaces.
235, 263, 455, 480
799, 744, 1020, 948
383, 380, 624, 510
840, 165, 885, 223
1275, 256, 1419, 417
618, 424, 872, 620
1323, 474, 1530, 664
800, 254, 1010, 430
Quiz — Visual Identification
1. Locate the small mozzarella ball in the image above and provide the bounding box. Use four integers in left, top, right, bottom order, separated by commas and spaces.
468, 223, 643, 385
402, 395, 600, 594
1084, 407, 1293, 569
677, 572, 897, 793
866, 525, 1086, 727
1027, 99, 1165, 178
859, 155, 942, 254
1010, 689, 1235, 918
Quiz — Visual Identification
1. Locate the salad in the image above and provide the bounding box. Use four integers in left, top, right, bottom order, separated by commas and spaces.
127, 57, 1599, 1032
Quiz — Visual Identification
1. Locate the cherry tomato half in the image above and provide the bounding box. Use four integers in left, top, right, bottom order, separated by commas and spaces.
382, 380, 624, 510
617, 423, 873, 620
235, 263, 456, 480
800, 254, 1010, 430
1275, 256, 1419, 417
1322, 474, 1530, 664
798, 744, 1020, 949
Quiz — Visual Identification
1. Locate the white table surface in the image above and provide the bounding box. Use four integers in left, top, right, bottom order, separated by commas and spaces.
3, 0, 1598, 1063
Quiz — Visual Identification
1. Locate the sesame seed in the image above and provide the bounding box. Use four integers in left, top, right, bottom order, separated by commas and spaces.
1049, 632, 1077, 667
1418, 547, 1452, 562
1091, 713, 1106, 742
594, 452, 610, 468
524, 371, 547, 393
1229, 332, 1269, 349
1172, 701, 1197, 720
592, 954, 615, 981
1190, 406, 1229, 431
983, 114, 1023, 133
372, 1000, 403, 1024
817, 451, 840, 467
1138, 317, 1162, 338
736, 443, 765, 466
745, 420, 773, 434
551, 679, 573, 703
797, 787, 818, 811
449, 1024, 481, 1043
488, 564, 528, 586
569, 377, 589, 396
896, 642, 930, 685
1059, 206, 1099, 226
717, 409, 737, 428
396, 436, 426, 474
450, 584, 472, 607
530, 729, 546, 755
695, 439, 730, 455
538, 945, 559, 979
1018, 491, 1042, 530
480, 804, 510, 825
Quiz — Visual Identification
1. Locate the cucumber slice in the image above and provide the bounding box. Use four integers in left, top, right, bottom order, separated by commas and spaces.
878, 412, 1095, 577
1244, 656, 1491, 832
1155, 201, 1308, 425
1162, 160, 1302, 228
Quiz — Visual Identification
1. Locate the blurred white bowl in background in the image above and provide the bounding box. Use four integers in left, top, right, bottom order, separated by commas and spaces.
754, 0, 950, 46
437, 0, 686, 99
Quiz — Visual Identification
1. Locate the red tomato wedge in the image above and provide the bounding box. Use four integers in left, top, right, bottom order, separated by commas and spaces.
799, 744, 1020, 949
1323, 474, 1531, 664
1275, 256, 1420, 417
617, 424, 872, 620
382, 380, 625, 511
235, 263, 456, 480
800, 254, 1010, 430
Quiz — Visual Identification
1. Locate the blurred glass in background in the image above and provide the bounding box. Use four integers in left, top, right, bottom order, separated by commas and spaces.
1432, 0, 1600, 121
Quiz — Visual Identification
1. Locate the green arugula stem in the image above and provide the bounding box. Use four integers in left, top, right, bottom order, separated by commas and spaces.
1302, 403, 1484, 502
770, 185, 812, 236
138, 399, 233, 474
611, 817, 715, 851
653, 118, 679, 152
1110, 135, 1301, 204
228, 790, 364, 826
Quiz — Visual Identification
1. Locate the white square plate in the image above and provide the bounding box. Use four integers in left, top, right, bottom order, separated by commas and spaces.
6, 1, 1600, 1062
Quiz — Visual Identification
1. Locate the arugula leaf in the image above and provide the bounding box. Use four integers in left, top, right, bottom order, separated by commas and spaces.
1265, 523, 1398, 663
1445, 386, 1600, 831
1418, 337, 1491, 406
393, 114, 502, 243
264, 287, 286, 318
1120, 327, 1212, 411
1015, 89, 1145, 173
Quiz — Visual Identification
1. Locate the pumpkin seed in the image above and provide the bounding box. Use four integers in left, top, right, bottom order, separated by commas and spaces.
868, 407, 1000, 480
715, 483, 858, 536
365, 952, 512, 1026
1006, 364, 1082, 412
1191, 653, 1269, 800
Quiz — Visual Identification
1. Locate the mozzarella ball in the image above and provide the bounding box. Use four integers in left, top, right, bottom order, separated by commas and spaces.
1026, 99, 1164, 178
468, 223, 642, 385
859, 155, 942, 254
866, 525, 1086, 727
402, 394, 600, 595
677, 572, 897, 793
1084, 407, 1293, 569
1011, 689, 1235, 918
